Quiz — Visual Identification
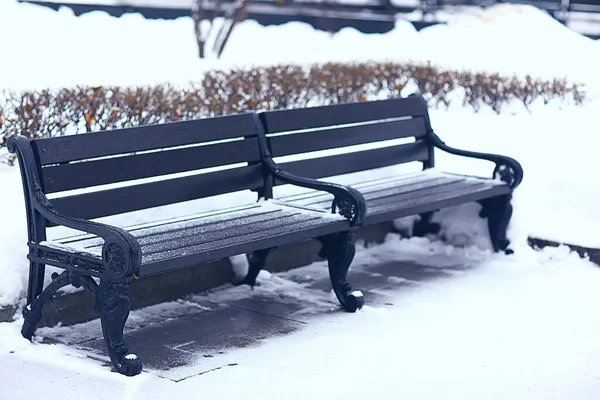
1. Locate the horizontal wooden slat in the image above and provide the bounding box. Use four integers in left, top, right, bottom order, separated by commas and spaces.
41, 138, 260, 193
141, 212, 313, 256
48, 165, 263, 225
277, 141, 429, 182
76, 208, 295, 250
269, 117, 427, 157
366, 180, 485, 209
297, 176, 461, 209
278, 171, 511, 226
276, 173, 430, 204
50, 201, 347, 276
141, 216, 347, 268
261, 97, 427, 133
32, 112, 260, 165
364, 183, 510, 225
140, 216, 349, 275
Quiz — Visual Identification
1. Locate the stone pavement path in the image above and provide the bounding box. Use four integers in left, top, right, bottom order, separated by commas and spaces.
37, 254, 469, 381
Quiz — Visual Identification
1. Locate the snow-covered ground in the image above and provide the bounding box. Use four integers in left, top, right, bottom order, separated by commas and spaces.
1, 1, 599, 89
1, 0, 600, 398
2, 237, 600, 399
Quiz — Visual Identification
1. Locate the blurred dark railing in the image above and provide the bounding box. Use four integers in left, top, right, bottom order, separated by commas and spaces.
18, 0, 600, 58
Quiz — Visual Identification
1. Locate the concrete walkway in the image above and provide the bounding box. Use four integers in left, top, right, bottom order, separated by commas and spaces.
38, 250, 466, 381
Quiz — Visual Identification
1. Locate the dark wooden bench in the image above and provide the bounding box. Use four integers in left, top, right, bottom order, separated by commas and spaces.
8, 112, 366, 377
258, 94, 523, 253
9, 94, 522, 377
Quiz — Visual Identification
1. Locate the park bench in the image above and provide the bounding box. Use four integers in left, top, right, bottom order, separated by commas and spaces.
9, 93, 523, 377
258, 94, 523, 253
7, 112, 366, 377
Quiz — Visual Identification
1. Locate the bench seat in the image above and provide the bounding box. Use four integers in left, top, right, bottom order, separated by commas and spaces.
9, 109, 367, 377
43, 202, 348, 277
278, 170, 511, 226
261, 94, 522, 256
9, 93, 522, 377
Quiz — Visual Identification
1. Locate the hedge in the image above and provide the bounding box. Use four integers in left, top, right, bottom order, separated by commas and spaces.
0, 61, 585, 165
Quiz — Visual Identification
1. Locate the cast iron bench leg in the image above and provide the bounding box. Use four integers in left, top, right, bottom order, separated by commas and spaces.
97, 278, 143, 376
233, 248, 274, 287
26, 262, 46, 310
21, 270, 72, 340
318, 230, 364, 312
22, 269, 142, 376
479, 194, 513, 254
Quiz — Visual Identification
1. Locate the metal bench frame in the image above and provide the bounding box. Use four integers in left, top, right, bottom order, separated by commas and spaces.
8, 93, 522, 376
8, 113, 364, 376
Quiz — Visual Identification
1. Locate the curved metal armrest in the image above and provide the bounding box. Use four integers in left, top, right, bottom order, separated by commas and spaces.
429, 133, 524, 189
34, 189, 142, 278
8, 135, 141, 278
268, 162, 366, 226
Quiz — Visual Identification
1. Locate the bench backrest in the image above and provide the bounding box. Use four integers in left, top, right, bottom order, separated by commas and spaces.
258, 96, 434, 183
31, 113, 264, 224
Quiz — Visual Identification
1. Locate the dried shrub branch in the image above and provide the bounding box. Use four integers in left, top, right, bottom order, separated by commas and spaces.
0, 61, 585, 165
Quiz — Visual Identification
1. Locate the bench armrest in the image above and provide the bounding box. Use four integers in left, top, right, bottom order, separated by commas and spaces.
35, 189, 142, 278
8, 135, 141, 279
429, 133, 524, 189
267, 161, 366, 226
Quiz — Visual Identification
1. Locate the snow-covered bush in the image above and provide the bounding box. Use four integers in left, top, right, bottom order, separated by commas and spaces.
0, 61, 585, 164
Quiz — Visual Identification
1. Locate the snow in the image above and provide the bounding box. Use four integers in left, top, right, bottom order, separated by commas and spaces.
1, 1, 599, 90
39, 240, 103, 258
0, 166, 30, 306
0, 0, 599, 305
412, 5, 600, 82
200, 248, 600, 400
1, 0, 600, 397
229, 254, 250, 283
2, 236, 600, 398
428, 102, 600, 249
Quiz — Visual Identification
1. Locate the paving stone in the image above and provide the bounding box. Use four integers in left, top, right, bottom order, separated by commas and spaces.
52, 259, 468, 378
126, 305, 302, 355
77, 335, 193, 371
223, 295, 308, 322
306, 270, 392, 293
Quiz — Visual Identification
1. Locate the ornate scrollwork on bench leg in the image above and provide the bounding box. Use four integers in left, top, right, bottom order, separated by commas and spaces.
22, 271, 70, 340
95, 238, 142, 376
318, 230, 364, 312
22, 270, 99, 340
22, 266, 142, 376
478, 194, 514, 254
233, 248, 274, 287
97, 277, 142, 376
